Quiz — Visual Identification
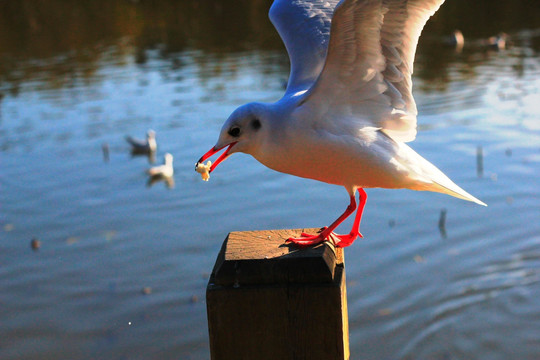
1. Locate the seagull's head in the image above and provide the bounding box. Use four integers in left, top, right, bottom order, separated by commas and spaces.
164, 152, 173, 165
196, 102, 268, 174
147, 129, 157, 152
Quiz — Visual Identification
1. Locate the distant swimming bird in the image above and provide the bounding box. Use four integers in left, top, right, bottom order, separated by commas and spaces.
443, 29, 465, 52
196, 0, 486, 248
126, 129, 157, 154
485, 32, 507, 50
147, 153, 174, 178
467, 32, 508, 51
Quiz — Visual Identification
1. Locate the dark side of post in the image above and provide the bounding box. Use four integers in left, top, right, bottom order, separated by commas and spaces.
206, 228, 350, 360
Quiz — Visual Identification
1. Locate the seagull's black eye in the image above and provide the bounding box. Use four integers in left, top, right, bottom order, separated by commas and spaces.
228, 126, 241, 137
251, 118, 261, 131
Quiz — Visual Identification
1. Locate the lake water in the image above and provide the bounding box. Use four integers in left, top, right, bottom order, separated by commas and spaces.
1, 1, 540, 359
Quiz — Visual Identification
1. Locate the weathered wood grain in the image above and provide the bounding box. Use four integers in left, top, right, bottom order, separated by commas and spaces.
207, 228, 349, 360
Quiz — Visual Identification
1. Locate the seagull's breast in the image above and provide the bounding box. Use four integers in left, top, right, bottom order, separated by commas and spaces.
254, 121, 414, 191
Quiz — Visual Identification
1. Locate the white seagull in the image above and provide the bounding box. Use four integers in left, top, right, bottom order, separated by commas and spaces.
126, 129, 157, 154
196, 0, 486, 248
147, 153, 174, 178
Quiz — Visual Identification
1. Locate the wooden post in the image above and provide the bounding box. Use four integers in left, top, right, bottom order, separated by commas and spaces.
206, 228, 349, 360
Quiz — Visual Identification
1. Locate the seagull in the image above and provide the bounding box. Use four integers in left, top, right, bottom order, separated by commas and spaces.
443, 29, 465, 52
126, 129, 157, 154
147, 153, 174, 188
196, 0, 486, 248
147, 153, 174, 178
485, 32, 507, 51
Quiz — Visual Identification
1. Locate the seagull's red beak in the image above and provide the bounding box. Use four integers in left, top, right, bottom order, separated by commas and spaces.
196, 142, 237, 173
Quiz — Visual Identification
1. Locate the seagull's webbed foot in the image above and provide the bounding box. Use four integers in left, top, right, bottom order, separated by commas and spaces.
287, 189, 368, 249
287, 228, 362, 248
331, 231, 363, 248
287, 234, 327, 247
297, 226, 328, 238
288, 227, 329, 247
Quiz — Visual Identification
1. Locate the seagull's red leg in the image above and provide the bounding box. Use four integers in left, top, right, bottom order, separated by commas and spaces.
333, 188, 367, 247
288, 193, 357, 247
288, 189, 368, 248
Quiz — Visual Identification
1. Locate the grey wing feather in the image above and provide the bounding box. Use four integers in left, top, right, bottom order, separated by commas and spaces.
269, 0, 341, 94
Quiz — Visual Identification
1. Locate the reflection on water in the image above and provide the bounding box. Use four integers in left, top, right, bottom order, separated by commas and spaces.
1, 1, 540, 359
1, 0, 540, 96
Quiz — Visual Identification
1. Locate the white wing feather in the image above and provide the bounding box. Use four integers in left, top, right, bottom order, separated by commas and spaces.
293, 0, 445, 142
379, 0, 445, 141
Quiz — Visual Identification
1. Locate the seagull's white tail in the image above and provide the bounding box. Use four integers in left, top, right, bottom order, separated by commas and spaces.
399, 143, 487, 206
413, 168, 487, 206
427, 179, 487, 206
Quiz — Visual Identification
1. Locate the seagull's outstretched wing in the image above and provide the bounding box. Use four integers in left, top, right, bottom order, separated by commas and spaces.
269, 0, 341, 95
300, 0, 445, 142
379, 0, 445, 140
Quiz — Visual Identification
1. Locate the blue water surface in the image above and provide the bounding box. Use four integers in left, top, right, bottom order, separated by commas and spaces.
1, 3, 540, 359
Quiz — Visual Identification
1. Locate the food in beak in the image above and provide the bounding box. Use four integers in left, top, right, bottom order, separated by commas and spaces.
196, 161, 212, 181
195, 142, 237, 181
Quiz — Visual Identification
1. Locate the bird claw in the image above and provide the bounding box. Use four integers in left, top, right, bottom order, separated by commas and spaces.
331, 232, 362, 248
288, 227, 327, 247
288, 229, 362, 248
287, 189, 367, 248
287, 234, 326, 247
287, 227, 362, 248
298, 227, 328, 238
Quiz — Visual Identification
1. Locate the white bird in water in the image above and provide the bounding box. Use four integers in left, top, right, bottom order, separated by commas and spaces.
147, 153, 174, 178
126, 129, 157, 154
196, 0, 486, 248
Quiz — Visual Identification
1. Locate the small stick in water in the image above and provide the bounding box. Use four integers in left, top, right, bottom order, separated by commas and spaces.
31, 238, 41, 251
438, 208, 447, 239
102, 142, 110, 163
476, 145, 483, 178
